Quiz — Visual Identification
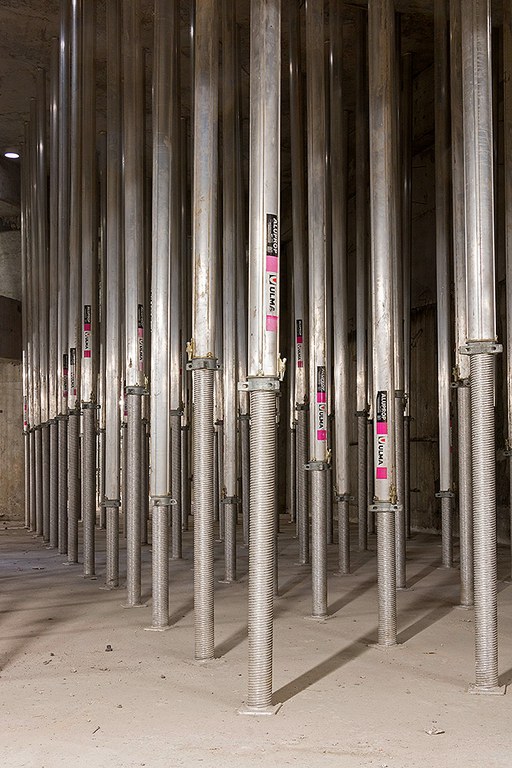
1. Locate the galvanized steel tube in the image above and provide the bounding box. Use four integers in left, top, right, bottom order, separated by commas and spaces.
462, 0, 502, 693
242, 0, 281, 715
503, 0, 512, 582
434, 0, 454, 569
222, 0, 238, 583
330, 2, 350, 575
450, 0, 473, 603
49, 38, 59, 549
289, 0, 309, 565
103, 0, 122, 588
306, 0, 329, 618
356, 10, 369, 552
81, 0, 97, 578
149, 0, 176, 625
123, 0, 146, 606
368, 0, 398, 646
191, 0, 218, 659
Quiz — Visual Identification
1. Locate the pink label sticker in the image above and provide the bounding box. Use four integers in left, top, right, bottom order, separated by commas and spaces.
266, 314, 278, 332
376, 467, 388, 480
138, 328, 143, 337
266, 255, 279, 273
317, 392, 326, 404
376, 422, 388, 435
84, 323, 91, 331
84, 350, 91, 358
317, 429, 327, 441
297, 361, 303, 368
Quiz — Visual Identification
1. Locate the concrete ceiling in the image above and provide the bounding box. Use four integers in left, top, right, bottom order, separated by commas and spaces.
0, 0, 503, 218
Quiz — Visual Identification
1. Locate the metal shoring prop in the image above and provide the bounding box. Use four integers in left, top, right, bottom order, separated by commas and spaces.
450, 0, 473, 605
97, 132, 107, 530
147, 0, 176, 630
103, 0, 122, 590
67, 0, 82, 565
81, 0, 98, 579
26, 118, 38, 535
36, 70, 51, 546
367, 298, 375, 536
29, 104, 44, 539
355, 9, 369, 552
324, 55, 334, 550
306, 0, 329, 619
123, 0, 146, 608
180, 116, 191, 534
21, 135, 30, 530
49, 39, 60, 549
221, 0, 239, 583
188, 0, 219, 659
401, 52, 413, 541
392, 21, 406, 589
461, 0, 504, 694
368, 0, 398, 648
287, 261, 296, 527
330, 1, 350, 575
434, 0, 454, 569
289, 0, 308, 565
504, 0, 512, 584
57, 1, 70, 556
169, 24, 183, 561
238, 0, 282, 717
215, 272, 224, 541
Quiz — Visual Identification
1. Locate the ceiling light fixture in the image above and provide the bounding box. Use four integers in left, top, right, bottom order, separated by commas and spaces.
4, 151, 19, 159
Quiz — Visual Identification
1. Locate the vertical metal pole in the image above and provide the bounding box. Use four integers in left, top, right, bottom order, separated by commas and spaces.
21, 127, 30, 530
97, 132, 107, 530
239, 0, 281, 716
401, 52, 413, 541
57, 0, 70, 556
123, 0, 146, 607
148, 0, 177, 629
49, 39, 60, 549
306, 0, 329, 618
368, 0, 398, 647
36, 69, 50, 545
450, 0, 473, 605
356, 10, 369, 552
67, 0, 82, 564
189, 0, 218, 659
504, 0, 512, 583
81, 0, 97, 578
181, 113, 192, 534
169, 18, 183, 560
289, 0, 309, 566
434, 0, 454, 569
461, 0, 503, 694
103, 0, 122, 589
330, 2, 350, 575
222, 0, 238, 583
392, 18, 406, 590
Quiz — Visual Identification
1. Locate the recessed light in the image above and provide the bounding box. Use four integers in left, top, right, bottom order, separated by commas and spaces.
4, 151, 19, 159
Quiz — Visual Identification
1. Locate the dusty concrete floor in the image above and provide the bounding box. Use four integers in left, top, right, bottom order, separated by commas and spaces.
1, 518, 512, 768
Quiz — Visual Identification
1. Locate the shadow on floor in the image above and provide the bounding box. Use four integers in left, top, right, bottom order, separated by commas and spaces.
271, 632, 373, 705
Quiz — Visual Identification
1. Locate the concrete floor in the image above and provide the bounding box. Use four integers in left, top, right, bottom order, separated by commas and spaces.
1, 518, 512, 768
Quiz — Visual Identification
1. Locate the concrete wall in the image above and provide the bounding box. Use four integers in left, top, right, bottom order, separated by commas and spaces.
0, 358, 23, 520
0, 228, 23, 520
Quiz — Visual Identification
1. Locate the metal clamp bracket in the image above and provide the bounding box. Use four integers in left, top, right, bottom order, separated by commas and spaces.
125, 386, 148, 396
355, 409, 368, 418
451, 378, 470, 389
237, 412, 250, 421
82, 402, 101, 410
503, 449, 512, 458
305, 461, 330, 471
460, 341, 503, 356
335, 493, 353, 503
151, 495, 177, 506
220, 496, 240, 505
238, 377, 280, 393
369, 502, 400, 513
296, 402, 309, 411
102, 498, 121, 508
435, 490, 454, 499
186, 357, 220, 371
169, 408, 184, 416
